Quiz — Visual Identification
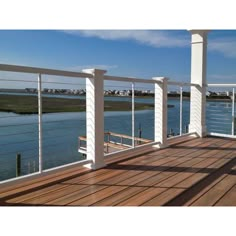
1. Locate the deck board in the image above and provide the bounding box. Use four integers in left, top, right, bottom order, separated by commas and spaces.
191, 174, 236, 206
1, 136, 236, 206
214, 185, 236, 206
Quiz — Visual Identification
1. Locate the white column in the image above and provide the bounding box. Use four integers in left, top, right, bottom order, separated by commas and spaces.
189, 30, 209, 137
153, 77, 168, 148
83, 68, 106, 170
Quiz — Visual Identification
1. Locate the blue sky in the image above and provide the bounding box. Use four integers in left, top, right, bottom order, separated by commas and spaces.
0, 30, 236, 89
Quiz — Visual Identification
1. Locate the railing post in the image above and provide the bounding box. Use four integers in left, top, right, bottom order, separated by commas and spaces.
153, 77, 169, 148
179, 86, 183, 135
132, 82, 135, 148
188, 30, 209, 137
38, 73, 43, 173
232, 88, 235, 136
83, 68, 107, 170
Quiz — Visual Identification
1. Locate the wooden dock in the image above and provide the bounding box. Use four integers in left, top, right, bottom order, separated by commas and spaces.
78, 132, 152, 154
0, 136, 236, 206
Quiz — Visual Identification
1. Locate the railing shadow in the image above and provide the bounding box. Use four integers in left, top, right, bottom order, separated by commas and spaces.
164, 157, 236, 206
105, 163, 230, 174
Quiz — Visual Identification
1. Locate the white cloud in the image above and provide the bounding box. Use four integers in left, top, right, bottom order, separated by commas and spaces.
63, 30, 236, 59
63, 30, 189, 48
208, 39, 236, 58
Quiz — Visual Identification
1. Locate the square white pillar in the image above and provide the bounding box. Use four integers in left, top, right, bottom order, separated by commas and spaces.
83, 68, 107, 170
189, 30, 209, 137
153, 77, 169, 148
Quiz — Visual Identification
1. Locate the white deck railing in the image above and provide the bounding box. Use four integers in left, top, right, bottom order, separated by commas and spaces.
0, 63, 197, 185
206, 83, 236, 138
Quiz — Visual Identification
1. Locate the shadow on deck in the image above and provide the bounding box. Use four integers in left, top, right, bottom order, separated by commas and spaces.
0, 136, 236, 206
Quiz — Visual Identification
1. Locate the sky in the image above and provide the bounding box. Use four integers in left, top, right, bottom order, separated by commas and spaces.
0, 30, 236, 90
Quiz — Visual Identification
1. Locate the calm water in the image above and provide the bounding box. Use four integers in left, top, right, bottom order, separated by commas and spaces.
0, 95, 234, 181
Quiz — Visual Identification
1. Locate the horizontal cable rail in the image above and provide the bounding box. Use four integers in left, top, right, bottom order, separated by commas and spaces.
207, 83, 236, 87
0, 78, 37, 83
0, 131, 37, 137
0, 139, 38, 147
206, 86, 235, 137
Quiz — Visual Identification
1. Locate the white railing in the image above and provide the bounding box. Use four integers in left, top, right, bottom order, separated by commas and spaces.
0, 64, 93, 184
0, 63, 197, 185
206, 84, 236, 138
166, 83, 193, 139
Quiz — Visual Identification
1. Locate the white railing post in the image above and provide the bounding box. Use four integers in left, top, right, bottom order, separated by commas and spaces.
153, 77, 168, 148
83, 68, 106, 170
232, 88, 235, 136
180, 86, 183, 135
188, 30, 209, 137
38, 73, 43, 173
132, 82, 135, 148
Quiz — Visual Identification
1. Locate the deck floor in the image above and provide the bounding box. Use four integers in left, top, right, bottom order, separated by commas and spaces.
0, 136, 236, 206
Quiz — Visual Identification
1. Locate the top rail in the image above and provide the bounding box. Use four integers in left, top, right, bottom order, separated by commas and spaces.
0, 64, 197, 86
0, 63, 158, 84
168, 81, 198, 87
0, 64, 93, 79
104, 75, 157, 84
207, 83, 236, 87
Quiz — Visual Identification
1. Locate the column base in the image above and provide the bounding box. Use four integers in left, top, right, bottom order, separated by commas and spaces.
84, 161, 106, 170
189, 124, 207, 138
153, 142, 168, 149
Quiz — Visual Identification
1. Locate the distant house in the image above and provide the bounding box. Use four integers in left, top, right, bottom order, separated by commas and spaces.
25, 88, 37, 93
206, 91, 211, 96
216, 91, 227, 96
119, 90, 129, 96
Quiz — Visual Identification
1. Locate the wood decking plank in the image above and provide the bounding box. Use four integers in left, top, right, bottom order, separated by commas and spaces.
92, 186, 147, 206
155, 142, 234, 190
68, 186, 127, 206
190, 174, 236, 206
154, 158, 218, 188
176, 141, 236, 191
142, 188, 184, 206
214, 185, 236, 206
45, 184, 109, 206
119, 157, 196, 187
98, 156, 187, 186
1, 136, 236, 206
0, 165, 89, 198
116, 187, 168, 206
175, 158, 230, 189
135, 151, 215, 188
19, 183, 95, 205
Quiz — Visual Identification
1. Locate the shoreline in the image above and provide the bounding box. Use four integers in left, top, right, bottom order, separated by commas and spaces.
0, 91, 233, 102
0, 94, 173, 115
0, 93, 233, 115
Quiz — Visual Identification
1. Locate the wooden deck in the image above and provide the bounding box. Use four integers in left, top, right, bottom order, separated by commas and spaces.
0, 136, 236, 206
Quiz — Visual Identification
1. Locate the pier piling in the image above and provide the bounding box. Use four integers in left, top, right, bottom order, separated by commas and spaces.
16, 153, 21, 177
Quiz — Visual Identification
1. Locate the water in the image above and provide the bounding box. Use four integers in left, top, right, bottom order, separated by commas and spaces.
0, 95, 234, 181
